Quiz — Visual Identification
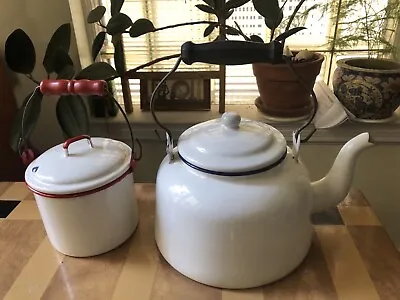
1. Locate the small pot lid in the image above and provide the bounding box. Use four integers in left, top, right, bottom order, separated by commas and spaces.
178, 112, 287, 174
25, 136, 132, 195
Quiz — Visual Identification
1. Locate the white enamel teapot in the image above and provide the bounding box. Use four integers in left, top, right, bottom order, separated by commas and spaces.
154, 111, 374, 289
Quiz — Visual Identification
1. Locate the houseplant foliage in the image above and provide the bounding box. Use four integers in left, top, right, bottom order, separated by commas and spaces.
87, 0, 309, 57
237, 0, 324, 119
315, 0, 400, 120
5, 0, 321, 161
5, 23, 87, 154
86, 0, 320, 119
4, 23, 122, 156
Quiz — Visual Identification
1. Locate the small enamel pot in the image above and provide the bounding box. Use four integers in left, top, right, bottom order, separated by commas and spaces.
25, 135, 138, 257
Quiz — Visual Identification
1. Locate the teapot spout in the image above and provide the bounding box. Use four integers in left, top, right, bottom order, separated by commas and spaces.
311, 132, 374, 213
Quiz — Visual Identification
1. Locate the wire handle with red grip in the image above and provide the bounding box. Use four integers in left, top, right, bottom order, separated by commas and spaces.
40, 79, 107, 96
63, 135, 94, 156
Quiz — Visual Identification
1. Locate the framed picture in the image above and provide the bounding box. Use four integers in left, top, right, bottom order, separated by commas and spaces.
135, 71, 220, 111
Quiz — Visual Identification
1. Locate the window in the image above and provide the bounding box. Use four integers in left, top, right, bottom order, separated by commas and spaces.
81, 0, 396, 110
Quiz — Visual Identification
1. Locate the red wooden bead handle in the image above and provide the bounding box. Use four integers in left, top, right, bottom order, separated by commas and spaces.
40, 80, 106, 96
63, 135, 94, 156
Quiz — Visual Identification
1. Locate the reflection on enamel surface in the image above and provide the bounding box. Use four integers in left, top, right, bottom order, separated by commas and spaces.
169, 185, 190, 200
196, 147, 207, 154
168, 185, 198, 206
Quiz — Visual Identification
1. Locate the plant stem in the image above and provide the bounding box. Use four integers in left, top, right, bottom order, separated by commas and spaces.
270, 28, 276, 42
338, 11, 385, 26
285, 0, 307, 32
281, 0, 289, 10
228, 25, 249, 41
278, 0, 289, 45
217, 0, 226, 114
326, 0, 343, 83
98, 21, 106, 29
154, 21, 217, 32
26, 74, 40, 85
362, 0, 371, 58
234, 21, 251, 41
111, 53, 181, 79
125, 20, 250, 41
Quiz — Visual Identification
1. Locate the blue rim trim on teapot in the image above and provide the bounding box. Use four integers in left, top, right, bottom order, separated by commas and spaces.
178, 150, 287, 176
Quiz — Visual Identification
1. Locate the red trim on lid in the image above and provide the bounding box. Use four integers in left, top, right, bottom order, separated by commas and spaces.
26, 168, 133, 199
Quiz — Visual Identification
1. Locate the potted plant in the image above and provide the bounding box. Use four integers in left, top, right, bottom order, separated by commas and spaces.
5, 24, 85, 160
5, 0, 320, 165
245, 0, 325, 119
4, 23, 121, 161
86, 0, 322, 119
323, 0, 400, 121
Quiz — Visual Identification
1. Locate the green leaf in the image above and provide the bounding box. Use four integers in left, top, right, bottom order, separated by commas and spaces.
75, 62, 118, 80
112, 37, 125, 76
5, 29, 36, 74
204, 24, 217, 37
87, 6, 106, 23
264, 10, 283, 30
226, 27, 240, 35
280, 0, 289, 10
88, 93, 119, 117
92, 31, 106, 60
129, 18, 156, 37
234, 21, 248, 39
275, 27, 306, 41
225, 0, 250, 10
202, 0, 215, 7
106, 13, 133, 35
111, 0, 124, 16
252, 0, 281, 21
225, 9, 234, 19
56, 95, 89, 138
57, 64, 75, 80
43, 23, 71, 74
195, 4, 216, 14
250, 35, 264, 43
86, 5, 106, 24
53, 50, 74, 74
10, 90, 43, 153
105, 95, 119, 117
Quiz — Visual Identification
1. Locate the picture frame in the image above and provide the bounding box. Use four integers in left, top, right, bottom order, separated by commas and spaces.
134, 71, 220, 111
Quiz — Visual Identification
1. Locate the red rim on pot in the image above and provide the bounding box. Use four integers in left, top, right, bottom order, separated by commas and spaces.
25, 135, 135, 198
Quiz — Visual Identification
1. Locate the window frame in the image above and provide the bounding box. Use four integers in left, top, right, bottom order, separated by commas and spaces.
72, 0, 400, 113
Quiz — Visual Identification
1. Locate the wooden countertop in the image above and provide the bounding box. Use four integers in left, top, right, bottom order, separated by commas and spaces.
1, 182, 400, 300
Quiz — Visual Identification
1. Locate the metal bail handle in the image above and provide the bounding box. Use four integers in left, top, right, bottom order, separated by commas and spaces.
149, 57, 182, 163
63, 135, 94, 156
37, 79, 141, 162
292, 131, 301, 162
166, 132, 174, 162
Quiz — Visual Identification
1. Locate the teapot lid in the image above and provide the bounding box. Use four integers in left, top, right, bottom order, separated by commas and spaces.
177, 112, 287, 175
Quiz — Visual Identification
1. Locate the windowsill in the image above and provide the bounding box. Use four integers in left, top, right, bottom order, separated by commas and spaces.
89, 104, 400, 144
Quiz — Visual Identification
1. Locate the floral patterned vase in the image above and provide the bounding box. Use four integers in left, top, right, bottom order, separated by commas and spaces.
333, 58, 400, 120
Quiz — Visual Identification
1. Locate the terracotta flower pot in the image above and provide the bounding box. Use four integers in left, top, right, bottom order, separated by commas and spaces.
332, 58, 400, 121
252, 53, 325, 118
